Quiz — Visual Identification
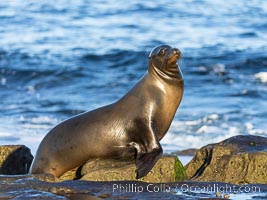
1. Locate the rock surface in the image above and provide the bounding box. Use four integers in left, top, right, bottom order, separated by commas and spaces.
0, 175, 266, 199
186, 135, 267, 184
60, 155, 186, 182
0, 145, 33, 175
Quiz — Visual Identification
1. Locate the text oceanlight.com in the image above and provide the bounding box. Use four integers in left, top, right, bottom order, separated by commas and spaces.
111, 183, 261, 194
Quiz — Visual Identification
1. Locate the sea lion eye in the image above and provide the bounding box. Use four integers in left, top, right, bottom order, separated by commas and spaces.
159, 48, 166, 55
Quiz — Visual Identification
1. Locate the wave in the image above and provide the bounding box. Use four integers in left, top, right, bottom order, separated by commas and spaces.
162, 119, 267, 151
81, 49, 147, 69
230, 89, 262, 98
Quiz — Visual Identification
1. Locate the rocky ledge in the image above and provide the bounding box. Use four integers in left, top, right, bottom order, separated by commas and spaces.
186, 135, 267, 184
0, 135, 266, 199
59, 155, 186, 182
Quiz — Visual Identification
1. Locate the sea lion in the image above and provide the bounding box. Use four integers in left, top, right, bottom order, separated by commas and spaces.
29, 45, 184, 179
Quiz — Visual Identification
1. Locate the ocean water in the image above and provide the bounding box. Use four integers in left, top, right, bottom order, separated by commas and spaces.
0, 0, 267, 155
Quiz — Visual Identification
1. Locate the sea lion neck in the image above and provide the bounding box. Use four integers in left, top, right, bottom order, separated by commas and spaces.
148, 61, 182, 81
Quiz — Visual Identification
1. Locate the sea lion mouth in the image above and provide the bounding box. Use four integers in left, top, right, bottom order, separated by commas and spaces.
166, 48, 180, 65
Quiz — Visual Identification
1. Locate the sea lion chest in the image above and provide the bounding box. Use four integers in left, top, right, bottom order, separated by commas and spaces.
118, 73, 183, 141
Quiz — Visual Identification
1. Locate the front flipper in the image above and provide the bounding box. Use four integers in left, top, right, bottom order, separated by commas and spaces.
135, 146, 163, 179
127, 118, 163, 179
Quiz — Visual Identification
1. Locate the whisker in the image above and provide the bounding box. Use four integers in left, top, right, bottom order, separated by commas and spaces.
178, 51, 184, 67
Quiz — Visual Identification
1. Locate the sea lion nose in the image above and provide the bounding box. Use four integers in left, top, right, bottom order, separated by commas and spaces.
172, 48, 181, 58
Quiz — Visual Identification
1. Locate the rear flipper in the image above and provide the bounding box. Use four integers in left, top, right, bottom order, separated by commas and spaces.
135, 146, 163, 179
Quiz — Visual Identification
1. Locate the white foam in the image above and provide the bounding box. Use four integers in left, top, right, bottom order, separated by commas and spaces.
197, 125, 222, 134
22, 124, 52, 130
30, 116, 58, 124
248, 128, 267, 135
1, 77, 7, 85
0, 104, 18, 112
173, 113, 220, 128
245, 122, 253, 130
162, 116, 241, 151
162, 113, 267, 153
244, 122, 267, 135
207, 114, 219, 120
200, 113, 220, 124
1, 116, 58, 154
26, 85, 35, 92
19, 116, 58, 130
184, 119, 202, 126
19, 116, 57, 130
212, 63, 226, 75
162, 113, 225, 150
0, 131, 13, 137
0, 131, 20, 143
198, 66, 208, 72
161, 128, 239, 151
255, 72, 267, 83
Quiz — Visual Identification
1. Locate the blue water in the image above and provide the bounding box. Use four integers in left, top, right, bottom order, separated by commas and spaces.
0, 0, 267, 154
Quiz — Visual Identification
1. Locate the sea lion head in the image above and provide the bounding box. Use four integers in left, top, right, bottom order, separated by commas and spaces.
148, 45, 182, 78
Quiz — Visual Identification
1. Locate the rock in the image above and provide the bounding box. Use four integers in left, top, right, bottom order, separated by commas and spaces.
171, 148, 198, 156
59, 155, 186, 182
59, 167, 80, 180
185, 135, 267, 184
0, 145, 33, 175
